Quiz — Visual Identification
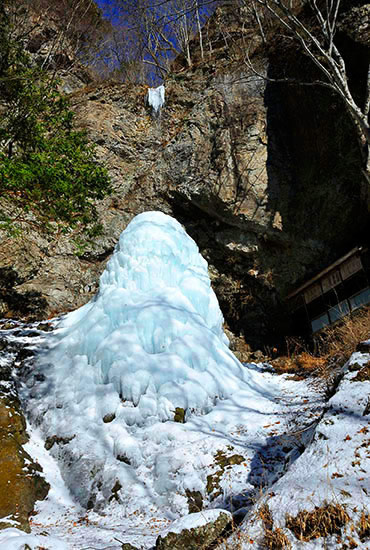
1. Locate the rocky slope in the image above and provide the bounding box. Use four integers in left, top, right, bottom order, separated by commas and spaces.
0, 2, 369, 348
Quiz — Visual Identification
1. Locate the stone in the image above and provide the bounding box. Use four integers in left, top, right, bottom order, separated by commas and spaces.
0, 399, 49, 532
174, 407, 185, 423
0, 397, 27, 444
351, 363, 370, 382
117, 454, 131, 465
206, 450, 245, 499
44, 434, 75, 451
121, 544, 140, 550
109, 480, 122, 503
348, 362, 362, 372
185, 490, 203, 513
156, 510, 232, 550
356, 341, 370, 354
103, 413, 116, 423
0, 353, 49, 532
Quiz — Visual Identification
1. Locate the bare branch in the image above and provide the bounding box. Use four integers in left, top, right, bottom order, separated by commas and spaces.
237, 0, 369, 177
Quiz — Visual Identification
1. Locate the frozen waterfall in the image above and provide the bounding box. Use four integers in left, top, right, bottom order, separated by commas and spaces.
26, 211, 252, 509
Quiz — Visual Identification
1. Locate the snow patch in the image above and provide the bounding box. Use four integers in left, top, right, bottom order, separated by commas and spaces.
0, 528, 69, 550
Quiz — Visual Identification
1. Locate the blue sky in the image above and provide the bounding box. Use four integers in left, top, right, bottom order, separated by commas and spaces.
94, 0, 123, 25
91, 0, 217, 84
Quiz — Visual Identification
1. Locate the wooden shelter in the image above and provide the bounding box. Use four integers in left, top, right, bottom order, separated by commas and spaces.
287, 247, 370, 334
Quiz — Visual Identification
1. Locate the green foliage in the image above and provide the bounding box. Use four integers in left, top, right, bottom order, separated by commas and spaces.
0, 3, 111, 235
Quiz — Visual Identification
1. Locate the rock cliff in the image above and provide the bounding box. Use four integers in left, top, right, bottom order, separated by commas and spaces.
0, 2, 369, 348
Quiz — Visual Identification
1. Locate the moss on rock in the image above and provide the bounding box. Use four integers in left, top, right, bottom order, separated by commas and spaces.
0, 395, 49, 532
121, 544, 140, 550
174, 407, 186, 423
351, 362, 370, 382
206, 449, 245, 499
156, 510, 232, 550
0, 396, 27, 444
185, 490, 203, 513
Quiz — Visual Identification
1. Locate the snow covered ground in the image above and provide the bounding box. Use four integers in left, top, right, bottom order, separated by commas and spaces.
223, 349, 370, 549
1, 350, 328, 550
0, 212, 368, 549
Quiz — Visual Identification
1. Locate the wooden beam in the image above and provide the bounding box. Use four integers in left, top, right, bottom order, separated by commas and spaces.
286, 246, 364, 301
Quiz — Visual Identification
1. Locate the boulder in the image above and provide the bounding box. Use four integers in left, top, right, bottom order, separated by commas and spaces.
356, 340, 370, 354
156, 509, 232, 550
120, 544, 140, 550
0, 429, 49, 532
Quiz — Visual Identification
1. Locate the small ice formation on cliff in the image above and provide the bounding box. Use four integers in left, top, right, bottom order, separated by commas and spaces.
27, 212, 251, 509
147, 84, 165, 114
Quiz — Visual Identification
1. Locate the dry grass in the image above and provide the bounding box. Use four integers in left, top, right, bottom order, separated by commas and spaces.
295, 352, 325, 370
259, 504, 291, 550
271, 351, 326, 380
259, 503, 273, 532
357, 509, 370, 542
263, 527, 291, 549
316, 307, 370, 364
271, 307, 370, 384
216, 504, 367, 550
285, 502, 350, 541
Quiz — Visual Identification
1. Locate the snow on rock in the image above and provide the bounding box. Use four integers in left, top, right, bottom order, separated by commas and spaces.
5, 308, 368, 549
9, 314, 328, 548
156, 509, 232, 550
147, 85, 165, 114
159, 509, 231, 536
23, 212, 253, 511
0, 528, 69, 550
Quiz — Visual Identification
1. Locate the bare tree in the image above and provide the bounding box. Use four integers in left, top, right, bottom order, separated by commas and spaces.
0, 0, 110, 86
100, 0, 217, 83
240, 0, 370, 179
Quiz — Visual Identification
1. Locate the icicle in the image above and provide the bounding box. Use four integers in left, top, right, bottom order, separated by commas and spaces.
146, 85, 165, 116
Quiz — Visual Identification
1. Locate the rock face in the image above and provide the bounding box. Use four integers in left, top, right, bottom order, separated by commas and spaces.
0, 3, 369, 347
156, 510, 232, 550
0, 327, 49, 532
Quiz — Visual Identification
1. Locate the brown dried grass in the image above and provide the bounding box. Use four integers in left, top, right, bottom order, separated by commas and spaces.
316, 307, 370, 364
357, 509, 370, 542
259, 504, 291, 550
263, 527, 291, 550
271, 351, 326, 379
272, 307, 370, 382
286, 502, 350, 541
